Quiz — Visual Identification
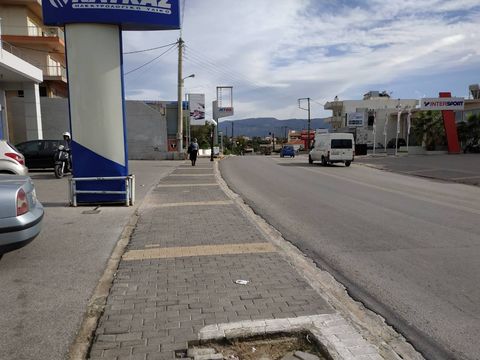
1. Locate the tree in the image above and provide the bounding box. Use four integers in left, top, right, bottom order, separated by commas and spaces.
457, 113, 480, 147
412, 110, 445, 150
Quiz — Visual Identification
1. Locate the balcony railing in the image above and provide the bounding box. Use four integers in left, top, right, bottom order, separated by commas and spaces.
1, 25, 64, 41
43, 65, 67, 78
1, 40, 67, 81
0, 40, 32, 62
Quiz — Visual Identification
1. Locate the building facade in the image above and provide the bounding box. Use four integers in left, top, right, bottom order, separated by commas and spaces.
324, 91, 418, 147
0, 0, 67, 143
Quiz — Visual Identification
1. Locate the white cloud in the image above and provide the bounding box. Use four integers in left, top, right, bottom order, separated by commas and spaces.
123, 0, 480, 119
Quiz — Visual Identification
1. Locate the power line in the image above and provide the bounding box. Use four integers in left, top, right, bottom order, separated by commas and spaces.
123, 41, 178, 55
124, 43, 177, 76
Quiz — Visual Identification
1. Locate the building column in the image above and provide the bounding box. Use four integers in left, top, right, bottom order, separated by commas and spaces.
23, 82, 43, 140
0, 89, 6, 140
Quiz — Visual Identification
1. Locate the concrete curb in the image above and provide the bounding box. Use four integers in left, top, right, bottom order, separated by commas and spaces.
198, 314, 383, 360
215, 160, 424, 360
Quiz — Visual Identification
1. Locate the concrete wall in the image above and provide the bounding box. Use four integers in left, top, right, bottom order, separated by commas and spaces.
126, 101, 168, 159
0, 6, 28, 36
7, 97, 170, 159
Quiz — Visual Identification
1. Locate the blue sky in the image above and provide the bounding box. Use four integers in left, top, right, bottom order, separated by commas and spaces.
123, 0, 480, 120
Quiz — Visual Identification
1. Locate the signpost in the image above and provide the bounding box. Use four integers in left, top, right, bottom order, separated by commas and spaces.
42, 0, 180, 204
421, 94, 463, 153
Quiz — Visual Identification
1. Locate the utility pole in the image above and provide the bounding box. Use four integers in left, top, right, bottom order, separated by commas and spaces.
298, 98, 311, 150
177, 38, 184, 154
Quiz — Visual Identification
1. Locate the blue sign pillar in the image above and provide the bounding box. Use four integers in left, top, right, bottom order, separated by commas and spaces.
42, 0, 180, 203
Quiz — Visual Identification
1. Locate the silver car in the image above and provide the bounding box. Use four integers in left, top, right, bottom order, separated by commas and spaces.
0, 175, 44, 257
0, 140, 28, 175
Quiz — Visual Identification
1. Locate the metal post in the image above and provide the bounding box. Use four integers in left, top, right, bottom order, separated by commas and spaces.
210, 124, 214, 162
307, 98, 311, 150
373, 110, 376, 155
177, 38, 184, 154
395, 110, 401, 156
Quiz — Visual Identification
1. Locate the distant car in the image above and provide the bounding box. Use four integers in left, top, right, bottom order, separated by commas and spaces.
387, 138, 407, 149
280, 145, 295, 158
0, 175, 44, 258
367, 142, 385, 150
15, 140, 61, 169
0, 140, 28, 175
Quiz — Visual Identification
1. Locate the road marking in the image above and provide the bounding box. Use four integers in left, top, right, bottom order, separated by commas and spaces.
156, 200, 233, 208
157, 183, 218, 187
123, 242, 277, 261
302, 166, 480, 215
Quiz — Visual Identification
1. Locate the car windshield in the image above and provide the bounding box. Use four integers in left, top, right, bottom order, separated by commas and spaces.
331, 139, 352, 149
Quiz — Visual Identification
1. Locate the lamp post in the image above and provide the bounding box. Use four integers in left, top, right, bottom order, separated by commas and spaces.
177, 72, 194, 154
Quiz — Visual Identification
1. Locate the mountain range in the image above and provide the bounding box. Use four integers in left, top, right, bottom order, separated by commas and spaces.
217, 118, 330, 138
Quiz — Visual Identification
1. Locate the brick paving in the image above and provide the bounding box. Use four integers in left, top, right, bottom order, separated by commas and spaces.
87, 159, 341, 360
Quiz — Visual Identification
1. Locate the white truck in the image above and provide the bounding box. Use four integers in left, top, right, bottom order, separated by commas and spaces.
308, 132, 355, 167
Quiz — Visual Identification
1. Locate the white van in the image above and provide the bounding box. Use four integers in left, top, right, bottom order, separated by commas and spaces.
308, 132, 355, 167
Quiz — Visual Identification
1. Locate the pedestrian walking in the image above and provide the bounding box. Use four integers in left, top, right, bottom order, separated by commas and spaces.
188, 138, 199, 166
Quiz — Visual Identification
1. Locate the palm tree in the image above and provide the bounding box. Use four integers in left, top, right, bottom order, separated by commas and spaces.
412, 110, 446, 150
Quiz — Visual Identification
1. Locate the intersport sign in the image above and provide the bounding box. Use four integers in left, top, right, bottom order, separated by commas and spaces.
421, 97, 465, 111
43, 0, 180, 30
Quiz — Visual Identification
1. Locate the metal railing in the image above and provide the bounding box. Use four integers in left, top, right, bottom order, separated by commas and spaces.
69, 175, 136, 207
43, 65, 67, 78
1, 25, 64, 41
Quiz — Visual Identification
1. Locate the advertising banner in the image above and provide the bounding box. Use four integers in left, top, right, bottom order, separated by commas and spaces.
421, 97, 464, 111
43, 0, 180, 30
188, 94, 206, 126
347, 112, 364, 127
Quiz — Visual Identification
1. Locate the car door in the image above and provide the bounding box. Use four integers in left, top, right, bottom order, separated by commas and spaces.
15, 141, 42, 169
39, 140, 59, 168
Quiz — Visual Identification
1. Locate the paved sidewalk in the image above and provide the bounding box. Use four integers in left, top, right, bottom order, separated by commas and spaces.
87, 159, 380, 360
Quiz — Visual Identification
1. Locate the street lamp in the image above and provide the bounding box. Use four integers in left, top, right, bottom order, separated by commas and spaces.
177, 73, 195, 154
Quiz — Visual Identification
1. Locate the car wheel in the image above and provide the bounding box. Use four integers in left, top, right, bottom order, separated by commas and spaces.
321, 156, 327, 166
345, 161, 351, 167
308, 155, 313, 164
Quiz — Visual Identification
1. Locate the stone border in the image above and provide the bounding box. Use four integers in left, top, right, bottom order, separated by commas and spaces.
197, 314, 382, 360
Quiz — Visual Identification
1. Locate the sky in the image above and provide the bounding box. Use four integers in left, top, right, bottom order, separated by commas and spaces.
122, 0, 480, 120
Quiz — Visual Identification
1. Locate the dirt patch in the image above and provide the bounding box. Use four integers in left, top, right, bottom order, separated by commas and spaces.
192, 332, 328, 360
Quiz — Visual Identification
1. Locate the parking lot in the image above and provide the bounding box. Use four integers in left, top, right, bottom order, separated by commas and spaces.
355, 153, 480, 186
0, 161, 179, 360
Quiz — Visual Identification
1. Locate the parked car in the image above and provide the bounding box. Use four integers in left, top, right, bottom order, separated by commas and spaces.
387, 138, 407, 149
0, 175, 44, 258
0, 140, 28, 175
280, 145, 295, 158
366, 142, 385, 150
15, 140, 61, 169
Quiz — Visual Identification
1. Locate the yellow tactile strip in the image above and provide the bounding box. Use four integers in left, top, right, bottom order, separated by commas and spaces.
122, 242, 277, 261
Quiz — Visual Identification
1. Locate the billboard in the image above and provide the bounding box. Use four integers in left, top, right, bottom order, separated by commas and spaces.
420, 97, 464, 111
188, 94, 206, 126
42, 0, 180, 30
347, 112, 364, 127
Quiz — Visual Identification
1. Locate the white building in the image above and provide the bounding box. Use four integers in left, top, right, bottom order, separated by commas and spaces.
0, 38, 43, 141
324, 91, 418, 147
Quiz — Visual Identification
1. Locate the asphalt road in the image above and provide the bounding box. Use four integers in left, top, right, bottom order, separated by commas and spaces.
220, 155, 480, 360
0, 161, 178, 360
